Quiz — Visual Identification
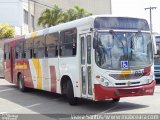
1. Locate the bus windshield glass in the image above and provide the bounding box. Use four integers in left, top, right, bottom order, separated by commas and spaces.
154, 36, 160, 65
95, 31, 153, 70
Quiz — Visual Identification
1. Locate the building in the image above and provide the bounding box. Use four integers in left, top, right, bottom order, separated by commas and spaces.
0, 0, 35, 35
0, 0, 112, 33
34, 0, 112, 30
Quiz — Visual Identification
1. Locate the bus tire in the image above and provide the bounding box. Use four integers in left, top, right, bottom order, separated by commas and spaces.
112, 98, 120, 102
66, 80, 77, 105
18, 74, 27, 92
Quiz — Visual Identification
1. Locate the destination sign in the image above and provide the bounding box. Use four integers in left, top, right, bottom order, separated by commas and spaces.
94, 17, 150, 31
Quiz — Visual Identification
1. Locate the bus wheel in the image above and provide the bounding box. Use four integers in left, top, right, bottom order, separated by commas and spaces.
18, 74, 27, 92
112, 98, 120, 102
66, 80, 77, 105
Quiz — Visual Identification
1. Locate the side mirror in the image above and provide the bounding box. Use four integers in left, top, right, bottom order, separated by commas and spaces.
93, 37, 98, 49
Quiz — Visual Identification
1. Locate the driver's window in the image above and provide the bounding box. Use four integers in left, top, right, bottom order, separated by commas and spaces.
100, 34, 113, 49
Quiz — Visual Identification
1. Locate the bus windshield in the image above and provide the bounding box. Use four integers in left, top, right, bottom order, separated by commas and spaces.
95, 31, 153, 70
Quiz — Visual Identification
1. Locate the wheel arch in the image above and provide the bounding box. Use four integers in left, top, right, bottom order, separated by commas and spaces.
60, 75, 74, 95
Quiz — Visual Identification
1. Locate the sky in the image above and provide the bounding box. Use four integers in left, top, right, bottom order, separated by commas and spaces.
112, 0, 160, 33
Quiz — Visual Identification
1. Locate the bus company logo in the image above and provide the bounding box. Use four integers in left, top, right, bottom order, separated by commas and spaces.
121, 61, 128, 70
127, 81, 131, 86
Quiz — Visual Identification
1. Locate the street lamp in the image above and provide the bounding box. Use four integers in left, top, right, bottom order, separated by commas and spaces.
145, 7, 157, 33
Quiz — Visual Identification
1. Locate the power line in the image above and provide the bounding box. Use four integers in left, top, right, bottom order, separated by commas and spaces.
0, 0, 53, 9
29, 0, 53, 9
20, 0, 53, 9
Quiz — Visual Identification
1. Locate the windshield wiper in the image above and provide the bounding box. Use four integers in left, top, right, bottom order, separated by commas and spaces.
129, 30, 142, 60
109, 30, 127, 59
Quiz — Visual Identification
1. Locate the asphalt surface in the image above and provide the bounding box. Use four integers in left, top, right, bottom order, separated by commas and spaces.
0, 79, 160, 120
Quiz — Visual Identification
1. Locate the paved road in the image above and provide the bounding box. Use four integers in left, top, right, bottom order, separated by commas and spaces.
0, 79, 160, 119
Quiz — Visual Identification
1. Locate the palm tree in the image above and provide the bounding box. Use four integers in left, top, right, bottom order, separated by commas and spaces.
62, 6, 92, 23
62, 8, 77, 23
74, 5, 92, 19
38, 5, 63, 27
38, 5, 92, 27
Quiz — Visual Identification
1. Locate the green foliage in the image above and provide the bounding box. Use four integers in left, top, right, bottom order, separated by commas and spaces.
38, 5, 63, 27
38, 5, 92, 27
0, 23, 15, 39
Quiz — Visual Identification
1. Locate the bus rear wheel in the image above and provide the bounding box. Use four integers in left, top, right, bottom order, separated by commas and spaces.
18, 74, 27, 92
66, 80, 77, 105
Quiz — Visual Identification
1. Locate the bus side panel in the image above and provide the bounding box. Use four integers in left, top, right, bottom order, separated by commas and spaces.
13, 59, 23, 84
48, 58, 59, 93
23, 60, 34, 88
4, 59, 12, 83
59, 57, 80, 97
50, 66, 56, 92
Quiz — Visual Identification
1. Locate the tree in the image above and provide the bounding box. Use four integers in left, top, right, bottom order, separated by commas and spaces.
38, 5, 63, 27
62, 8, 77, 22
0, 23, 15, 39
63, 6, 92, 22
74, 6, 92, 19
38, 5, 92, 27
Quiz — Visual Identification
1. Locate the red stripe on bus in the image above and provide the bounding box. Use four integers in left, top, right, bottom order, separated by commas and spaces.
50, 66, 56, 92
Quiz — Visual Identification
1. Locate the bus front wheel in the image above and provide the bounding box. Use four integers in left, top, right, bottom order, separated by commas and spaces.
66, 80, 77, 105
112, 98, 120, 102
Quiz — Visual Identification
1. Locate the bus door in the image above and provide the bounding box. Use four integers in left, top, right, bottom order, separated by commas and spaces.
80, 33, 93, 98
10, 47, 16, 83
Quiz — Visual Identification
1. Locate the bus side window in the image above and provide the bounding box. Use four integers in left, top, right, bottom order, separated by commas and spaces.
45, 46, 48, 57
23, 51, 26, 58
60, 28, 77, 57
46, 32, 59, 58
34, 36, 45, 58
30, 49, 33, 58
4, 44, 10, 60
25, 38, 33, 59
8, 52, 10, 60
16, 40, 24, 59
4, 53, 6, 60
4, 44, 6, 60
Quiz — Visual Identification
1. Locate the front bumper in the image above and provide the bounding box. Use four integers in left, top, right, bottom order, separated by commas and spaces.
94, 80, 155, 101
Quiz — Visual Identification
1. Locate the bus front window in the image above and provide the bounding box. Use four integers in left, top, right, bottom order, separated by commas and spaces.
95, 32, 153, 70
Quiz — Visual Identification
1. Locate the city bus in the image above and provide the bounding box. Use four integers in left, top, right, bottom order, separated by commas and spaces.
3, 15, 155, 105
153, 34, 160, 80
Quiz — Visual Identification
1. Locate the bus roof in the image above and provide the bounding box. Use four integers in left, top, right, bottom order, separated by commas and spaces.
4, 35, 24, 44
25, 14, 148, 39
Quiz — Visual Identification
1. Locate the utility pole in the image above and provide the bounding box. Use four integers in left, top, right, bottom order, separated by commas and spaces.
145, 7, 157, 33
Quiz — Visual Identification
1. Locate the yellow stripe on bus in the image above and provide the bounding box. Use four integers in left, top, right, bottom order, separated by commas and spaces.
119, 70, 132, 79
32, 59, 42, 89
121, 70, 132, 75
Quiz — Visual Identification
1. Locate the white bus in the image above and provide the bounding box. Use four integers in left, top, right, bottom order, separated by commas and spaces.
4, 15, 155, 105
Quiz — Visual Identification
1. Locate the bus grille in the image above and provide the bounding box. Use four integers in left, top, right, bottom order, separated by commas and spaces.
110, 74, 143, 80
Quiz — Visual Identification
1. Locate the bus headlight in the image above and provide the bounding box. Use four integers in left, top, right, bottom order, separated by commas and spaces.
97, 76, 113, 87
146, 75, 153, 84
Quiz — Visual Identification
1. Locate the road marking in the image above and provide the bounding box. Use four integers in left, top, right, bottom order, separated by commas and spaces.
14, 103, 41, 111
0, 112, 8, 114
26, 103, 41, 108
0, 88, 14, 92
